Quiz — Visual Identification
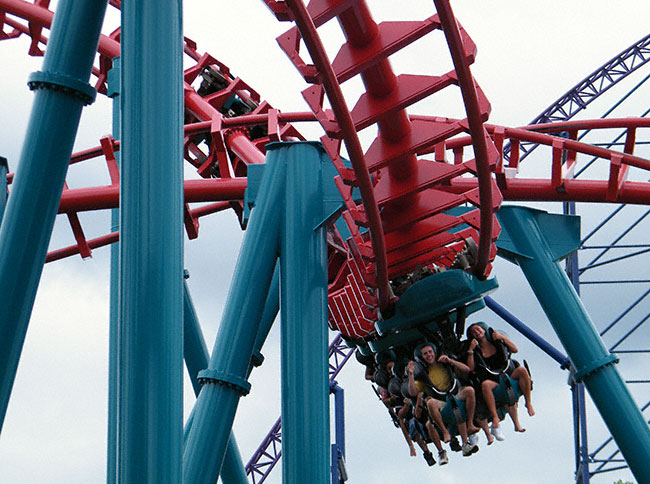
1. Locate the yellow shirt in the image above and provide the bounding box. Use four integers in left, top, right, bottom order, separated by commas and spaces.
415, 363, 453, 394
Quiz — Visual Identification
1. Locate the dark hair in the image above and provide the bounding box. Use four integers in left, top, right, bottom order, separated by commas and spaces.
466, 321, 491, 341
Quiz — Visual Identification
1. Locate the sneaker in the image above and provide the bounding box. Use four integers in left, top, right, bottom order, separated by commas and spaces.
462, 441, 478, 457
449, 436, 462, 452
423, 450, 436, 467
490, 425, 505, 441
438, 450, 449, 466
468, 433, 479, 446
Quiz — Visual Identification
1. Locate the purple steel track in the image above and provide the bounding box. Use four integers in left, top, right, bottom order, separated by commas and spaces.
245, 334, 354, 484
505, 32, 650, 162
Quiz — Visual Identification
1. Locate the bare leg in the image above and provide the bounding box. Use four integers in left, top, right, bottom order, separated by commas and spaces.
506, 404, 525, 432
477, 418, 494, 445
413, 433, 430, 453
457, 420, 468, 445
426, 399, 451, 443
481, 380, 500, 427
397, 406, 416, 455
425, 421, 444, 452
459, 386, 479, 434
512, 366, 535, 416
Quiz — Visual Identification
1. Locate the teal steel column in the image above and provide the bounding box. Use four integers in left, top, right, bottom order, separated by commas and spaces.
0, 0, 108, 431
183, 151, 285, 484
106, 58, 120, 484
251, 263, 281, 370
0, 157, 7, 221
280, 142, 330, 484
182, 276, 248, 484
118, 2, 184, 484
496, 205, 650, 481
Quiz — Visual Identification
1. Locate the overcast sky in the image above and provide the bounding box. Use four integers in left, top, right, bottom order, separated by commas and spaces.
1, 1, 650, 483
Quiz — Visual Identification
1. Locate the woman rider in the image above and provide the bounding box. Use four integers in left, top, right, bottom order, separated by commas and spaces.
466, 322, 534, 440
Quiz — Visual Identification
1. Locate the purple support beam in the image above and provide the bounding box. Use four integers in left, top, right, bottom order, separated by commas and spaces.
245, 334, 354, 484
505, 33, 650, 162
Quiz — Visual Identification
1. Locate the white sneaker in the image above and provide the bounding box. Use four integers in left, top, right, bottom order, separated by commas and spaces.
469, 433, 479, 446
462, 442, 478, 456
490, 425, 505, 441
438, 450, 449, 465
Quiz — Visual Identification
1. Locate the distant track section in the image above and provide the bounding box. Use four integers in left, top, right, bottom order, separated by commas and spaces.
505, 32, 650, 162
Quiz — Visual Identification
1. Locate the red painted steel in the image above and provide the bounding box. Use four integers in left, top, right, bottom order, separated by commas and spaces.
433, 0, 498, 279
281, 0, 391, 310
272, 0, 503, 337
4, 0, 650, 342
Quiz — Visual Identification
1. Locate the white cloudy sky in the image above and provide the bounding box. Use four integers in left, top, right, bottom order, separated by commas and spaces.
1, 1, 650, 483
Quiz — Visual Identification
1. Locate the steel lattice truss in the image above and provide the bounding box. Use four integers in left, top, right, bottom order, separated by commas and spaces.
504, 33, 650, 163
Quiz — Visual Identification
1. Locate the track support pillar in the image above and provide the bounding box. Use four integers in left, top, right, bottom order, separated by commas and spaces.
182, 149, 284, 484
117, 2, 184, 483
182, 275, 249, 484
0, 156, 7, 221
106, 57, 120, 484
280, 142, 330, 484
496, 205, 650, 481
0, 0, 108, 432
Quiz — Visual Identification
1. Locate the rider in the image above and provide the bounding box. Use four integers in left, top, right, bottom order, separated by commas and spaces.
406, 342, 479, 456
466, 322, 535, 440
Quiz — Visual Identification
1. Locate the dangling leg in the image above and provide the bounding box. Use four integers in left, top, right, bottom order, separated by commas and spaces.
477, 417, 494, 445
506, 404, 525, 432
459, 386, 479, 434
512, 366, 535, 416
424, 421, 443, 452
481, 380, 500, 426
426, 398, 451, 443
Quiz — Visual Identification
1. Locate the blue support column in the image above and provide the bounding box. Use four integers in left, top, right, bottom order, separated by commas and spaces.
484, 296, 570, 368
251, 263, 281, 371
182, 275, 249, 484
0, 0, 108, 432
118, 2, 184, 483
0, 157, 7, 221
106, 58, 120, 484
183, 150, 285, 484
280, 142, 330, 484
564, 200, 591, 484
496, 205, 650, 481
330, 382, 346, 484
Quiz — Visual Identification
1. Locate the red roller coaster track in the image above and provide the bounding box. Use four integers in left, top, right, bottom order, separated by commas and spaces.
2, 0, 650, 341
2, 2, 650, 484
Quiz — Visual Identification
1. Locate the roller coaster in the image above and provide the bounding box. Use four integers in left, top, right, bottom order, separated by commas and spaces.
0, 1, 649, 483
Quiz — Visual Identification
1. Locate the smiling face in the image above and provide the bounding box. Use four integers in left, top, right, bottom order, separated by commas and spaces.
469, 324, 486, 340
420, 345, 437, 365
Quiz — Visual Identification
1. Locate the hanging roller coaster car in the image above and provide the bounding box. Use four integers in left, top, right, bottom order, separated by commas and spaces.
345, 268, 498, 355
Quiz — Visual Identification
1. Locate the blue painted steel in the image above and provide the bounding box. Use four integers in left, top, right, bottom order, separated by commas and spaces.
0, 157, 7, 222
330, 384, 345, 484
332, 384, 345, 458
280, 142, 330, 484
245, 335, 355, 483
107, 58, 120, 484
375, 269, 498, 336
183, 147, 285, 484
496, 205, 650, 481
251, 264, 281, 369
182, 277, 249, 484
564, 199, 591, 484
504, 33, 650, 162
484, 296, 570, 368
576, 382, 590, 484
118, 2, 184, 483
219, 438, 249, 484
0, 0, 108, 432
183, 277, 210, 394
